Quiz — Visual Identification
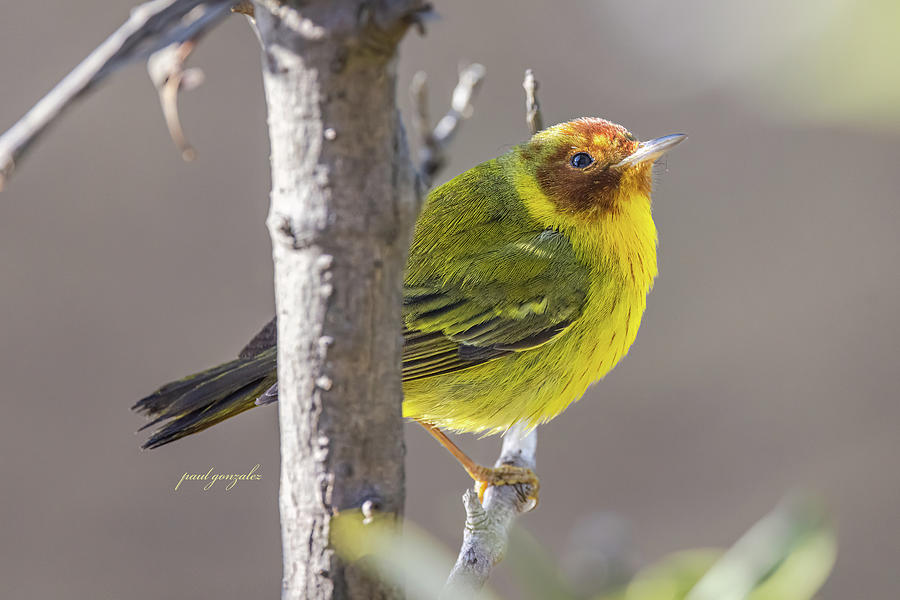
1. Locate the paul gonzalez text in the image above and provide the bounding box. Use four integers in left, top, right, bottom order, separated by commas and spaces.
175, 464, 262, 491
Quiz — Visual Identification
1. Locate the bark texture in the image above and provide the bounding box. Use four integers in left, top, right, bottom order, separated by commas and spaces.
253, 1, 421, 598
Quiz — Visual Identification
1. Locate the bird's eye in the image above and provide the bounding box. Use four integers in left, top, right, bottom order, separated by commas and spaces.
570, 152, 594, 169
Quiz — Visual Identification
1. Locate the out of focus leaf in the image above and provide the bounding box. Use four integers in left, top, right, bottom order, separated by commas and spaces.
331, 509, 502, 600
604, 495, 836, 600
331, 494, 834, 600
743, 527, 837, 600
686, 495, 835, 600
618, 550, 720, 600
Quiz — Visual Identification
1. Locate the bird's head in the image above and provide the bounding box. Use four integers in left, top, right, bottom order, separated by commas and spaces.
513, 117, 685, 227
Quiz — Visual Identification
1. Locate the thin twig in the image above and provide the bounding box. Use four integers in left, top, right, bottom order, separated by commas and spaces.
0, 0, 235, 190
442, 424, 537, 598
523, 68, 543, 135
411, 63, 486, 187
147, 40, 207, 161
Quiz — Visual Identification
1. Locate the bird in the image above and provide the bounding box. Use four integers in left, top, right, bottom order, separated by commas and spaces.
133, 117, 685, 504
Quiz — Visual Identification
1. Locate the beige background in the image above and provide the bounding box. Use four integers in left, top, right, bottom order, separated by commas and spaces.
1, 1, 898, 598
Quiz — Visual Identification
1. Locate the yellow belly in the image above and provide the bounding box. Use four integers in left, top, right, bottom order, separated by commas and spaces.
402, 273, 648, 434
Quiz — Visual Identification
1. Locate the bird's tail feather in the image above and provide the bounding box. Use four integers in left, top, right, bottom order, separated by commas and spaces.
133, 347, 277, 449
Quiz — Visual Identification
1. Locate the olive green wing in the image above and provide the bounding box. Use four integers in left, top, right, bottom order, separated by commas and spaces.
402, 228, 590, 381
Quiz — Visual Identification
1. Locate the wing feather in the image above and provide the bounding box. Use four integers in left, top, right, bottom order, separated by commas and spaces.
400, 228, 590, 381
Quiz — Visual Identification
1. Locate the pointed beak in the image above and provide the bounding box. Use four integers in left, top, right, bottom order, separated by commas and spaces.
613, 133, 687, 169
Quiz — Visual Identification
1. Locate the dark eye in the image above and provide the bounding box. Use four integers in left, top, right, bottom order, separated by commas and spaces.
570, 152, 594, 169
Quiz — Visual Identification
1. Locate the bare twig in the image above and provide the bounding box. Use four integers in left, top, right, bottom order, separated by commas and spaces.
523, 68, 543, 135
443, 424, 537, 598
0, 0, 235, 190
411, 63, 486, 187
147, 40, 207, 161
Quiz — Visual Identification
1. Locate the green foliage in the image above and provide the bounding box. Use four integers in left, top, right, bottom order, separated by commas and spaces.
333, 494, 836, 600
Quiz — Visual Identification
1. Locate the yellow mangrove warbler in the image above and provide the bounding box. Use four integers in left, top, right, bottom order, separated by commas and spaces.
134, 118, 685, 496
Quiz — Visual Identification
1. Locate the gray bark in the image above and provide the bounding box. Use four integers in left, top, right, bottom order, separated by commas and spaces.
252, 1, 421, 598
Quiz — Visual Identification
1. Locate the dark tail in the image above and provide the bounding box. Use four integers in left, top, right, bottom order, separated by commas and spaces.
133, 347, 277, 449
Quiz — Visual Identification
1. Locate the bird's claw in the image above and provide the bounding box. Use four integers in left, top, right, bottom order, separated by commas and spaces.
469, 464, 540, 511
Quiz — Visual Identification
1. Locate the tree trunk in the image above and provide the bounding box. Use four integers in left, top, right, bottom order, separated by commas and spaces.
252, 2, 421, 598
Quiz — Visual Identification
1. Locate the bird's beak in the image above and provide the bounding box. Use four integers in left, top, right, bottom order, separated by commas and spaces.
613, 133, 687, 169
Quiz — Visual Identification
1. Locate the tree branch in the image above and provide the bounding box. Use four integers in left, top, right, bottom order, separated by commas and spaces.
0, 0, 235, 190
251, 1, 423, 598
443, 424, 538, 598
147, 39, 207, 161
410, 62, 486, 187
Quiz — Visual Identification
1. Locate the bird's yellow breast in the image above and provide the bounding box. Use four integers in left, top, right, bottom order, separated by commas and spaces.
401, 174, 658, 434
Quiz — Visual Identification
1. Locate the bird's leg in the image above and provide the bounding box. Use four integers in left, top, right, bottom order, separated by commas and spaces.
415, 419, 540, 506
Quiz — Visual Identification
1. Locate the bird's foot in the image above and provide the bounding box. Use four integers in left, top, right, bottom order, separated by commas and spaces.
466, 463, 540, 510
412, 419, 540, 510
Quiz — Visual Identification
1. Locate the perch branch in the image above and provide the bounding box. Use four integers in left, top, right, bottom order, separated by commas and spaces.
410, 62, 486, 187
0, 0, 236, 190
443, 424, 537, 597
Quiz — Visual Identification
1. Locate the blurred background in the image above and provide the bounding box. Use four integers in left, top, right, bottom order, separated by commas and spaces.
1, 0, 897, 598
